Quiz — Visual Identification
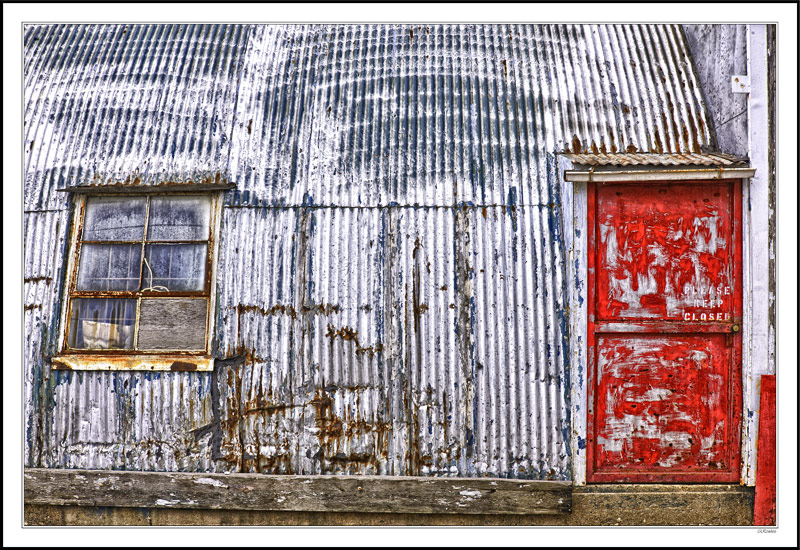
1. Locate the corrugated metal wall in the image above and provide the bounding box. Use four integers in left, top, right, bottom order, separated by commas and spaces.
23, 24, 248, 210
24, 24, 713, 478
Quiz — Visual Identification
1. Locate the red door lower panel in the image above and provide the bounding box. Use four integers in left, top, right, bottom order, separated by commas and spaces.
587, 181, 742, 483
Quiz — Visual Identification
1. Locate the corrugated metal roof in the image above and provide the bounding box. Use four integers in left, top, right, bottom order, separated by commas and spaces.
23, 24, 248, 210
562, 152, 746, 166
24, 24, 715, 210
25, 24, 717, 479
226, 24, 713, 208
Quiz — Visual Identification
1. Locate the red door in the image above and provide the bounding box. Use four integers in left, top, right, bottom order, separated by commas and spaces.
587, 180, 742, 482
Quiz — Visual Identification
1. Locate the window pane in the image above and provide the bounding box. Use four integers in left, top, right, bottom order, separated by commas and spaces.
136, 298, 207, 350
147, 196, 211, 241
68, 298, 136, 349
76, 244, 141, 291
143, 244, 207, 291
83, 197, 146, 241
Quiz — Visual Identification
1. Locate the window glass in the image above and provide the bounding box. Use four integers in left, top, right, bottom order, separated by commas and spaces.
66, 194, 214, 355
68, 298, 137, 349
147, 196, 211, 241
76, 244, 142, 291
143, 244, 207, 291
83, 197, 146, 241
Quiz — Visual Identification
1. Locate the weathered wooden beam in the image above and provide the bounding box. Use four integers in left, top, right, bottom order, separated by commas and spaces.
24, 469, 571, 515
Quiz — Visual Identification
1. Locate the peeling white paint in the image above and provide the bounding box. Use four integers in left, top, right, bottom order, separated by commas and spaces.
740, 24, 772, 487
193, 477, 229, 489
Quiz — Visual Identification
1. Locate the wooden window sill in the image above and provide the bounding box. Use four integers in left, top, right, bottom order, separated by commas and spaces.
51, 354, 213, 372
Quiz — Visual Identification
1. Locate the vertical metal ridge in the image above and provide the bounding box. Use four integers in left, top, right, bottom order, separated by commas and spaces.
668, 24, 712, 152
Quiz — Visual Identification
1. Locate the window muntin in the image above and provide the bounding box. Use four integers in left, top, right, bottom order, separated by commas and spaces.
65, 194, 213, 352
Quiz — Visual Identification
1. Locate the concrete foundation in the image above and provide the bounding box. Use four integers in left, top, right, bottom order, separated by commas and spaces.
25, 484, 753, 526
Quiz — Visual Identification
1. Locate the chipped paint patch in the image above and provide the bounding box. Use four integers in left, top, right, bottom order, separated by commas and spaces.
193, 477, 229, 489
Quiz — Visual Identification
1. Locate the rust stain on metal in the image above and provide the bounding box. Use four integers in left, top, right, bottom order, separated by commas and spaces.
243, 402, 302, 416
653, 127, 663, 154
51, 354, 213, 371
563, 152, 746, 167
25, 304, 43, 311
664, 92, 678, 151
310, 390, 343, 439
170, 361, 197, 372
681, 122, 690, 152
660, 113, 673, 152
572, 135, 583, 155
325, 323, 382, 357
236, 302, 340, 320
501, 59, 508, 78
327, 452, 378, 466
24, 276, 52, 285
51, 359, 72, 370
326, 324, 359, 344
626, 144, 638, 153
687, 115, 701, 153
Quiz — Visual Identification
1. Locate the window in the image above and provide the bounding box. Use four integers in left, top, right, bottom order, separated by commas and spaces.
55, 193, 220, 371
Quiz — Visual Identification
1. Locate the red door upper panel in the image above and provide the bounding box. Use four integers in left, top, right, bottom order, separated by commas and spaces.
596, 183, 734, 321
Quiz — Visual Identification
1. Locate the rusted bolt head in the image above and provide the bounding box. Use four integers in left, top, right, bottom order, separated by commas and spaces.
357, 486, 363, 492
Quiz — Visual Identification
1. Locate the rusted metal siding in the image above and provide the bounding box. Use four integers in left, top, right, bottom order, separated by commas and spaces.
25, 24, 715, 479
43, 371, 216, 471
214, 200, 568, 477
